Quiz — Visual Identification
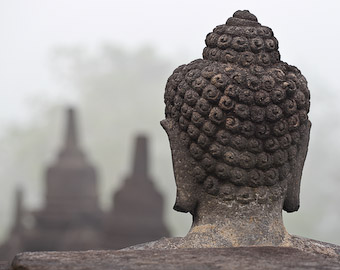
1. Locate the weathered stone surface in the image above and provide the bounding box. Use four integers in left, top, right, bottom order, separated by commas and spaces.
0, 262, 9, 270
11, 247, 340, 270
150, 9, 317, 251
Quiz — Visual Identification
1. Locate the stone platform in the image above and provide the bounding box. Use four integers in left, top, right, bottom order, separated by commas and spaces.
10, 247, 340, 270
0, 262, 9, 270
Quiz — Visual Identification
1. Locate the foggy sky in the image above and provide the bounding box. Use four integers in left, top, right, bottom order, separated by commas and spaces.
1, 0, 339, 125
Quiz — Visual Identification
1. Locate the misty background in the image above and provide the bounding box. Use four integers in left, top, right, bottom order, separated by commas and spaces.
1, 0, 340, 245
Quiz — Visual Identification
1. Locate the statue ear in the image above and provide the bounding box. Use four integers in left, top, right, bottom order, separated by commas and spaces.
283, 121, 311, 212
161, 119, 199, 214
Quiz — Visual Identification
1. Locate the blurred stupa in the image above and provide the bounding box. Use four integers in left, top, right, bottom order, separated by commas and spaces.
19, 108, 102, 253
104, 135, 170, 249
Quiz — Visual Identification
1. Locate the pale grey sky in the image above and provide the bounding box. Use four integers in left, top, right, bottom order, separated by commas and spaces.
0, 0, 339, 125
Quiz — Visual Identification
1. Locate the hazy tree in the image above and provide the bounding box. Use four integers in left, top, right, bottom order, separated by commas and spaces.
0, 45, 192, 244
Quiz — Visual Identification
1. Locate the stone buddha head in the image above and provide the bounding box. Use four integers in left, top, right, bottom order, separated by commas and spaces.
161, 10, 311, 222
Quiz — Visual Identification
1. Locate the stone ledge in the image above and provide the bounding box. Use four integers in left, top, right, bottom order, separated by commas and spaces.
12, 247, 340, 270
0, 261, 9, 270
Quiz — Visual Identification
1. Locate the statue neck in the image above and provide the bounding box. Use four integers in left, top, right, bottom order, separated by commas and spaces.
186, 198, 289, 247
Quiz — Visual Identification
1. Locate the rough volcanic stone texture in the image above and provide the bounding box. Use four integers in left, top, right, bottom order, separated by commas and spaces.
164, 10, 310, 202
157, 9, 312, 249
0, 262, 9, 270
12, 247, 340, 270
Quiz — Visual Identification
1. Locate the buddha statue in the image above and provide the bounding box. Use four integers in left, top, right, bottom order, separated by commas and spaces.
127, 10, 339, 257
8, 10, 340, 270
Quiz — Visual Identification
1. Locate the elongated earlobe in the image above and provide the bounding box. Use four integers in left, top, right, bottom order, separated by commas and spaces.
160, 119, 172, 134
284, 121, 311, 212
173, 189, 198, 214
161, 118, 200, 214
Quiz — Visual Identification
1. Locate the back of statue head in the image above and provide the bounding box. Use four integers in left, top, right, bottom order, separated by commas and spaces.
162, 10, 311, 215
